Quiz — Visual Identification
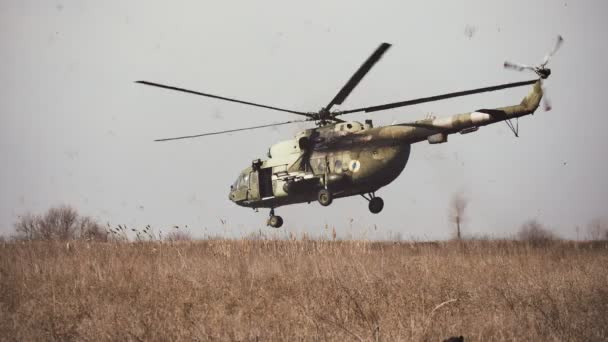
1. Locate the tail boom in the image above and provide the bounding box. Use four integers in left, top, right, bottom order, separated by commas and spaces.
389, 80, 543, 144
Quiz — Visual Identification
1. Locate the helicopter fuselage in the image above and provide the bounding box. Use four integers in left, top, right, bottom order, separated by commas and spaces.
228, 80, 543, 210
229, 121, 412, 209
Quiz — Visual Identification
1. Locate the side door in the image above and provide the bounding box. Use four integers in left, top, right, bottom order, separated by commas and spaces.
247, 171, 260, 200
258, 167, 274, 198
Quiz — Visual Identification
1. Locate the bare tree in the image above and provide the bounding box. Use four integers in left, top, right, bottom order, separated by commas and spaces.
587, 218, 607, 240
165, 230, 192, 242
14, 213, 38, 240
517, 220, 557, 245
38, 206, 78, 240
78, 216, 108, 241
13, 205, 107, 241
449, 193, 467, 240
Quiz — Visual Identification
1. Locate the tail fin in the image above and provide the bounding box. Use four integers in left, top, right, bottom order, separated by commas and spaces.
519, 81, 543, 113
489, 80, 543, 118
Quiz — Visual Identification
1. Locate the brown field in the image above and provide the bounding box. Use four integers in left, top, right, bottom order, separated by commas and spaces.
1, 239, 607, 341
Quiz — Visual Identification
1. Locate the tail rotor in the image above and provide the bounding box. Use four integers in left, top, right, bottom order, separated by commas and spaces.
504, 35, 564, 111
542, 35, 564, 67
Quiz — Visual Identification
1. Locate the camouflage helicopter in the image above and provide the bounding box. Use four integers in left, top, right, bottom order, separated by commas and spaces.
137, 37, 562, 228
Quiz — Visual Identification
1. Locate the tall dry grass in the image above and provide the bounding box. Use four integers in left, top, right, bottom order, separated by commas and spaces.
1, 239, 607, 341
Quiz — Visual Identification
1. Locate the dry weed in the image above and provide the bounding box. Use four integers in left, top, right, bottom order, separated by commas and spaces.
1, 239, 607, 341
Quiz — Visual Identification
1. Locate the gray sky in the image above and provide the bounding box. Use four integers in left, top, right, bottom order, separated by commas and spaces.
1, 0, 607, 240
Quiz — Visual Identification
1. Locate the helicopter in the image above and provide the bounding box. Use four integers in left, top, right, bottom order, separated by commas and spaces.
137, 37, 562, 228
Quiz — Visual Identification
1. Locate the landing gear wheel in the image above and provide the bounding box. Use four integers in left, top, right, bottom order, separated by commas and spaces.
318, 189, 333, 206
368, 197, 384, 214
268, 215, 283, 228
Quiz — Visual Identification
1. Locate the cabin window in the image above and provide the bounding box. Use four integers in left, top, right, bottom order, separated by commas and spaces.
334, 160, 342, 171
316, 159, 326, 173
347, 123, 352, 129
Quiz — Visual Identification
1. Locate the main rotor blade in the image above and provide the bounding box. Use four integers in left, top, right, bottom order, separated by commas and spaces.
542, 35, 564, 66
154, 119, 310, 142
136, 81, 312, 117
325, 42, 391, 111
504, 61, 535, 72
335, 79, 538, 115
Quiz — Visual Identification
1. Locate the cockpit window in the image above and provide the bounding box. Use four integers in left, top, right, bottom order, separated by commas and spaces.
233, 173, 248, 189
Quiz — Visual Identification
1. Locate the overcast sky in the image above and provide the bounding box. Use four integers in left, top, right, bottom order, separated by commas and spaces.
1, 0, 607, 240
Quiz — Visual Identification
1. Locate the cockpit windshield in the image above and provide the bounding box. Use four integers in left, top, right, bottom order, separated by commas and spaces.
232, 172, 249, 189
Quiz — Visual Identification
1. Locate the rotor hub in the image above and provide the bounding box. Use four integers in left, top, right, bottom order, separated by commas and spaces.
314, 107, 336, 126
535, 68, 551, 79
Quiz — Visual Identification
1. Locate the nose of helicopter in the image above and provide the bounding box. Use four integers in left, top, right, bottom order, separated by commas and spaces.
228, 186, 235, 202
228, 185, 246, 206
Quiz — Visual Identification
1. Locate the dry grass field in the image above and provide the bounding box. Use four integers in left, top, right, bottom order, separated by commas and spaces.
1, 239, 607, 341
